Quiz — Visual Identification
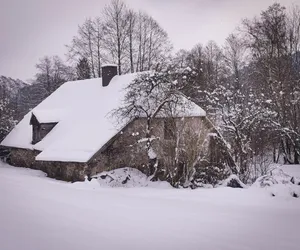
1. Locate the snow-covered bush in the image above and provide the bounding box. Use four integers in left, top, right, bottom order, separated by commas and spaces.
253, 169, 292, 188
218, 174, 247, 188
91, 168, 171, 188
252, 167, 300, 198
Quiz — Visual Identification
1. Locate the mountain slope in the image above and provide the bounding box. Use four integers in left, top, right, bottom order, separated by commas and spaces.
0, 75, 28, 98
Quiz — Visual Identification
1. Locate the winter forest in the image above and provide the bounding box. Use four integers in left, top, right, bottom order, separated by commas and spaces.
1, 1, 300, 186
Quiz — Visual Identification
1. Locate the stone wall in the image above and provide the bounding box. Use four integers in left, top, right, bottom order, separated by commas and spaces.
88, 118, 149, 175
36, 161, 88, 182
9, 148, 39, 169
9, 148, 88, 182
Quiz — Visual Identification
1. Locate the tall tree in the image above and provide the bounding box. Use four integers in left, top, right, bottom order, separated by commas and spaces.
126, 9, 137, 73
103, 0, 128, 75
243, 3, 300, 164
66, 0, 172, 76
67, 19, 103, 78
35, 56, 75, 93
135, 12, 172, 72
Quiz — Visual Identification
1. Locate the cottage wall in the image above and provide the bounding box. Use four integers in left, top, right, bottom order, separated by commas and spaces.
89, 116, 214, 177
88, 119, 149, 175
9, 148, 39, 169
36, 161, 88, 182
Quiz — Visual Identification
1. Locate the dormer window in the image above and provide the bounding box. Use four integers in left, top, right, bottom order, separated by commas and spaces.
30, 113, 58, 145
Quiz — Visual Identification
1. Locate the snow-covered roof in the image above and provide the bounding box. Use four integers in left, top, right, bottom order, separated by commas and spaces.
1, 73, 206, 163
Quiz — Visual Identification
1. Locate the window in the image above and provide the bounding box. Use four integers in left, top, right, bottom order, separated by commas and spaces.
164, 118, 176, 140
31, 123, 57, 145
32, 125, 41, 145
30, 113, 58, 145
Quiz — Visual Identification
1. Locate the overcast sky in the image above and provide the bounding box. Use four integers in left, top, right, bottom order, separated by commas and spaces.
0, 0, 297, 81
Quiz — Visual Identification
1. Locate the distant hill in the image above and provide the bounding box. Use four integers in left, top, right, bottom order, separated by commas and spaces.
0, 76, 49, 121
0, 76, 28, 99
0, 75, 63, 121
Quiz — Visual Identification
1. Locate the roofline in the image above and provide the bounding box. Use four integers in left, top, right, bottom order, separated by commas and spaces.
87, 118, 137, 163
0, 145, 35, 151
31, 112, 60, 124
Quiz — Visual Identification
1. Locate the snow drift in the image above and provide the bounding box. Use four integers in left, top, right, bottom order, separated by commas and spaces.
77, 167, 171, 188
1, 162, 300, 250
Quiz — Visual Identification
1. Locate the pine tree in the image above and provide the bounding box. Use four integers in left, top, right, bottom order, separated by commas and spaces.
76, 58, 91, 80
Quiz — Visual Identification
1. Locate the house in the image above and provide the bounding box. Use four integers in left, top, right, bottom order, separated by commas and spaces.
1, 65, 227, 183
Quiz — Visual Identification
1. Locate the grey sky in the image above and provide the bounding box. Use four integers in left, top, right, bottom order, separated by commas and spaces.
0, 0, 297, 81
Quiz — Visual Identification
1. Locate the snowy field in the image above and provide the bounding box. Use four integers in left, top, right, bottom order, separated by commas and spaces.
1, 163, 300, 250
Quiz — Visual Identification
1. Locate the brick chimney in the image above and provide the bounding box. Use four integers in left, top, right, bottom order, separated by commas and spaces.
102, 64, 118, 87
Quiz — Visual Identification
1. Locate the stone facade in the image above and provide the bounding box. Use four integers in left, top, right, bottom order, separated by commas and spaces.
9, 148, 87, 182
9, 148, 39, 169
36, 161, 88, 182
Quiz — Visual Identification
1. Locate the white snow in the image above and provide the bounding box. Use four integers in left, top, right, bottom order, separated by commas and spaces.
251, 166, 300, 199
102, 63, 118, 67
280, 165, 300, 178
83, 167, 171, 188
148, 147, 157, 159
1, 162, 300, 250
170, 94, 206, 117
32, 109, 64, 123
219, 174, 247, 188
1, 73, 206, 163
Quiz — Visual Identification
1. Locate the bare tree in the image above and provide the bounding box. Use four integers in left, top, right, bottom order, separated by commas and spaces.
103, 0, 129, 74
93, 17, 105, 77
36, 56, 52, 92
126, 9, 137, 73
67, 19, 103, 78
66, 0, 172, 75
135, 12, 172, 72
172, 49, 189, 68
36, 56, 75, 93
113, 69, 194, 178
161, 116, 220, 187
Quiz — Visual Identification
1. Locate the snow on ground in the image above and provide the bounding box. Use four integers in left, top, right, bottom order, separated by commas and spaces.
82, 167, 171, 188
1, 162, 300, 250
251, 165, 300, 198
280, 164, 300, 178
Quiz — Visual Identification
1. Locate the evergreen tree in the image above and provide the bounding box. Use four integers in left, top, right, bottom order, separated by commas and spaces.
76, 58, 91, 80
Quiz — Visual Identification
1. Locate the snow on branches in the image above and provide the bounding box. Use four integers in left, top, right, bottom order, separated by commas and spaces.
0, 98, 16, 142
